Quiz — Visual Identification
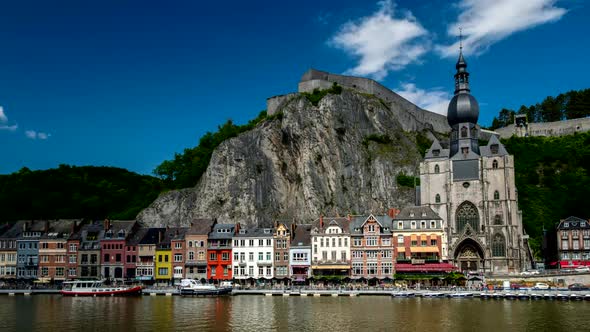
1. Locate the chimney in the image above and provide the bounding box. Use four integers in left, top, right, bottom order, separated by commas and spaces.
158, 230, 163, 244
44, 220, 50, 233
274, 220, 278, 229
290, 222, 296, 239
23, 222, 28, 232
388, 208, 400, 219
319, 215, 324, 230
104, 218, 110, 231
235, 222, 241, 234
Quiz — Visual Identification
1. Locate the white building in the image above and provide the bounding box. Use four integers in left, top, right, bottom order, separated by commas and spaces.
419, 49, 532, 273
232, 227, 274, 280
311, 217, 351, 277
289, 224, 312, 281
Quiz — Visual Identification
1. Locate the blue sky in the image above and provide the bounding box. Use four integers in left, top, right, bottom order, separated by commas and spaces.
1, 0, 588, 175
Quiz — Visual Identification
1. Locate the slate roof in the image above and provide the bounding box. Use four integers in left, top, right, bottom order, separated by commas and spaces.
208, 224, 235, 240
349, 215, 393, 234
557, 216, 590, 230
234, 227, 275, 238
139, 228, 166, 245
41, 219, 80, 239
424, 138, 450, 159
291, 224, 312, 247
103, 220, 136, 240
0, 220, 28, 239
127, 227, 149, 246
186, 219, 216, 235
480, 134, 509, 157
312, 217, 351, 234
393, 206, 442, 220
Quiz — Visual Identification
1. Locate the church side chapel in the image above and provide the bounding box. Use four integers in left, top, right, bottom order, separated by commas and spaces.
419, 43, 533, 273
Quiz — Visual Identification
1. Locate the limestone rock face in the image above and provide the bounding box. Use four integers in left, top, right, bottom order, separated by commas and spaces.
137, 90, 429, 227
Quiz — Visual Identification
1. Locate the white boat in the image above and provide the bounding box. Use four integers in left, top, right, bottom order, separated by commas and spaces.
179, 279, 231, 296
61, 280, 142, 296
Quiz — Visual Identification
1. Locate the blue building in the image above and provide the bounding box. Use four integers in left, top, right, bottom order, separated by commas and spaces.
17, 221, 47, 280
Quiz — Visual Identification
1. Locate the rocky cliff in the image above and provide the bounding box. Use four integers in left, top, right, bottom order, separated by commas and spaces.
137, 88, 436, 227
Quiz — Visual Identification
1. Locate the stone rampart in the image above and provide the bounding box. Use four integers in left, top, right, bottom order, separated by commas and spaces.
495, 117, 590, 138
297, 69, 450, 133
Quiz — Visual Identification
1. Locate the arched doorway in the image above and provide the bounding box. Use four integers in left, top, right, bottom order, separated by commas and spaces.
454, 238, 485, 272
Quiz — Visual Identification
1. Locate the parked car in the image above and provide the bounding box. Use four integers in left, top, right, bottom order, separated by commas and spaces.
532, 282, 550, 290
575, 266, 590, 272
568, 283, 589, 291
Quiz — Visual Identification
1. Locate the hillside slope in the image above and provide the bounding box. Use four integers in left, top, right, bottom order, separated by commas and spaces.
138, 89, 432, 227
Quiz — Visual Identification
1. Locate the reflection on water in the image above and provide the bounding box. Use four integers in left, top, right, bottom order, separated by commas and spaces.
1, 295, 588, 331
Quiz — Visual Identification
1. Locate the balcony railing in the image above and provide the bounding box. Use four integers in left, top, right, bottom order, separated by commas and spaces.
207, 244, 231, 249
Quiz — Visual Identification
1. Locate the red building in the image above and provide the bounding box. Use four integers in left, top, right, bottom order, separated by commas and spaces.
100, 219, 135, 280
207, 224, 235, 281
38, 220, 78, 282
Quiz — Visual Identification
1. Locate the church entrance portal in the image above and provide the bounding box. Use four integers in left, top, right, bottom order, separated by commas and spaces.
454, 239, 485, 273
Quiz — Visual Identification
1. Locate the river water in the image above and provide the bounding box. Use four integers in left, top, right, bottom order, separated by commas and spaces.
2, 295, 588, 331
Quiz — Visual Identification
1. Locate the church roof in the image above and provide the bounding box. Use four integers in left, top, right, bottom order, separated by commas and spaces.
424, 138, 450, 159
480, 134, 509, 157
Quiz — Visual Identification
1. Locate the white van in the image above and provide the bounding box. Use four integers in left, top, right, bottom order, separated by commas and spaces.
220, 281, 233, 288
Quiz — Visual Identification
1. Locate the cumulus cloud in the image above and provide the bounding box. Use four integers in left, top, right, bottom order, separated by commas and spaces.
25, 130, 51, 140
0, 106, 18, 131
437, 0, 567, 57
0, 106, 6, 123
397, 83, 450, 115
330, 0, 429, 80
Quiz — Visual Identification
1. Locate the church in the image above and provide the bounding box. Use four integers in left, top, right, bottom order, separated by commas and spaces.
419, 48, 532, 274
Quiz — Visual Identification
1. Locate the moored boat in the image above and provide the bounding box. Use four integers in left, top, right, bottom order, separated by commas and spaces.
179, 279, 232, 296
60, 280, 142, 296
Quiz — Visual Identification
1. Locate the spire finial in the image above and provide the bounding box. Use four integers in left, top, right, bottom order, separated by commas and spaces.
459, 27, 463, 52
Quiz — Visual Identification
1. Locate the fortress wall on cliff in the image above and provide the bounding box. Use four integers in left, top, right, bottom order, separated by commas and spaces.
267, 69, 451, 134
495, 117, 590, 138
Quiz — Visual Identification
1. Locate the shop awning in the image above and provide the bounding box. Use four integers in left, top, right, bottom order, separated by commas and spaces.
312, 265, 351, 270
395, 263, 457, 272
409, 246, 439, 253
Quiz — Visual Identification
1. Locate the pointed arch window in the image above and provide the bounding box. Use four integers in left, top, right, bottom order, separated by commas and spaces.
494, 190, 500, 200
492, 160, 498, 169
493, 215, 502, 225
434, 164, 440, 173
492, 233, 506, 257
456, 201, 479, 233
435, 194, 441, 203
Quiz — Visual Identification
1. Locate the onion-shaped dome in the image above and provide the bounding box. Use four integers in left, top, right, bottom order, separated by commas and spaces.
447, 93, 479, 126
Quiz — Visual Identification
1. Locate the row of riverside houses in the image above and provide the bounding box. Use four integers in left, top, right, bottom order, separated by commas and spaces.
0, 206, 458, 285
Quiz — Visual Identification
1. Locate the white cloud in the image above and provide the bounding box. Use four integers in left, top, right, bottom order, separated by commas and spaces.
25, 130, 51, 140
397, 83, 450, 115
0, 124, 18, 131
0, 106, 6, 123
329, 0, 429, 80
437, 0, 566, 57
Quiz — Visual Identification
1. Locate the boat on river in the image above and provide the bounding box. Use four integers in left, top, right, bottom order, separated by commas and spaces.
179, 279, 232, 296
60, 280, 142, 296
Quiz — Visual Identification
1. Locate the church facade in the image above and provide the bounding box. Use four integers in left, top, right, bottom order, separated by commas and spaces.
419, 49, 532, 273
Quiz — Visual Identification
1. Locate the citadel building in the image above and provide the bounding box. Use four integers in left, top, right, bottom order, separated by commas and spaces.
419, 49, 533, 273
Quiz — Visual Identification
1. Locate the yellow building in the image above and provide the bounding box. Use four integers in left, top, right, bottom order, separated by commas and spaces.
155, 248, 172, 281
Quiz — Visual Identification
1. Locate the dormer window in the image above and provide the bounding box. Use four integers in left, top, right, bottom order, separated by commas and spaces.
420, 221, 426, 229
461, 126, 468, 138
564, 222, 569, 228
411, 221, 416, 229
432, 149, 440, 157
263, 229, 271, 234
461, 147, 469, 155
421, 212, 427, 217
409, 212, 414, 217
239, 229, 246, 234
491, 144, 499, 154
398, 222, 403, 229
118, 230, 125, 238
